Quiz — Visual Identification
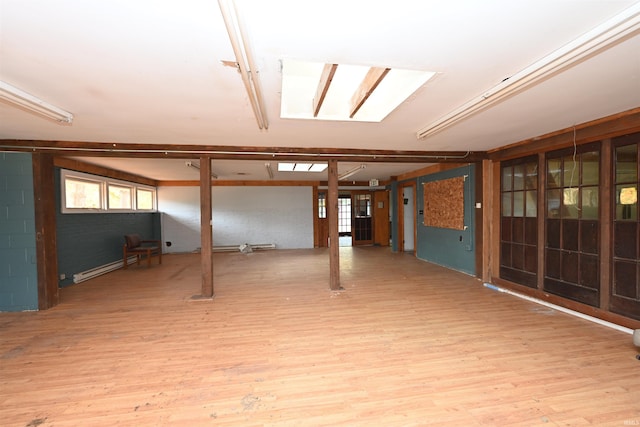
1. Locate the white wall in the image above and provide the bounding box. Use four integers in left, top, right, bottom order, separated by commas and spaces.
158, 186, 314, 253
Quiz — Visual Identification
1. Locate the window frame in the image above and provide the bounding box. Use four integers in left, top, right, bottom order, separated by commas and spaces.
61, 169, 157, 213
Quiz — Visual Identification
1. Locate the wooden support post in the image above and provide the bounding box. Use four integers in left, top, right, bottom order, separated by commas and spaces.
328, 159, 341, 290
481, 159, 493, 283
32, 153, 59, 309
199, 156, 214, 298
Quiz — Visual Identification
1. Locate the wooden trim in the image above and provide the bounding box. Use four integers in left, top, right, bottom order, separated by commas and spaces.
199, 157, 214, 298
373, 190, 390, 247
312, 186, 319, 248
481, 159, 493, 282
158, 180, 321, 187
328, 160, 341, 290
32, 153, 59, 309
490, 161, 502, 282
54, 157, 158, 186
0, 140, 487, 163
313, 63, 338, 117
397, 184, 405, 253
489, 107, 640, 161
537, 152, 546, 291
474, 162, 483, 279
599, 138, 612, 311
492, 276, 640, 330
158, 180, 386, 187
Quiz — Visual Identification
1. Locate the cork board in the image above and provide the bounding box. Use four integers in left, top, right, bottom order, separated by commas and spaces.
423, 176, 465, 230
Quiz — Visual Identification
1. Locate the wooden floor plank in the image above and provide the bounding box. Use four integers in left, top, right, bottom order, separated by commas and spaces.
1, 247, 639, 426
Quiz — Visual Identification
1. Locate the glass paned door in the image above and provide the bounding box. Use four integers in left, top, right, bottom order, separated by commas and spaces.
353, 192, 373, 245
611, 136, 640, 321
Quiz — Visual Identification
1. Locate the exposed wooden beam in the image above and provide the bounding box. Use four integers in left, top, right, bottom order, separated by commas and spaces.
313, 63, 338, 117
349, 67, 390, 119
0, 140, 487, 163
54, 157, 158, 186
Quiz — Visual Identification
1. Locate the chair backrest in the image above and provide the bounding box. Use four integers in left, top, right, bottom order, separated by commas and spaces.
124, 234, 141, 249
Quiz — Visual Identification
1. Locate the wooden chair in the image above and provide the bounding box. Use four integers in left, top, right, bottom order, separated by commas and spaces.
123, 234, 162, 268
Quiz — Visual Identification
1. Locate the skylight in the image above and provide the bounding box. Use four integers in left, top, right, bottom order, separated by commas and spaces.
278, 162, 328, 172
281, 59, 436, 122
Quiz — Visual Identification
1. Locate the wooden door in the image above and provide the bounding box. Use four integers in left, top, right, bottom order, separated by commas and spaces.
374, 190, 390, 246
315, 190, 329, 247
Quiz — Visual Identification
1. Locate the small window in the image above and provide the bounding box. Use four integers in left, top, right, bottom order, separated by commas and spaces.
318, 193, 326, 219
61, 169, 156, 213
65, 177, 102, 209
137, 188, 155, 210
108, 184, 133, 209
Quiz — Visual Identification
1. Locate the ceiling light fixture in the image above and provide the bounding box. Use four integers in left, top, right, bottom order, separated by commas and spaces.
416, 2, 640, 140
185, 161, 218, 179
339, 164, 366, 181
265, 162, 274, 179
0, 80, 73, 124
218, 0, 268, 130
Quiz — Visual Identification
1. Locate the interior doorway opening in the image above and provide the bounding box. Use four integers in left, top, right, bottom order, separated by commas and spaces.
338, 194, 352, 246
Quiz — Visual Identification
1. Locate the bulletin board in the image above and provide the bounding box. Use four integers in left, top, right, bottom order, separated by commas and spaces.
423, 176, 465, 230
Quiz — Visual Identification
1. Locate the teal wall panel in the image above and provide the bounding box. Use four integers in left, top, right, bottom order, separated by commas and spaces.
416, 165, 476, 275
0, 153, 38, 311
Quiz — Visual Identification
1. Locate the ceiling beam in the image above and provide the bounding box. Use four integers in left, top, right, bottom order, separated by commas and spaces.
0, 140, 487, 163
313, 63, 338, 117
349, 67, 390, 119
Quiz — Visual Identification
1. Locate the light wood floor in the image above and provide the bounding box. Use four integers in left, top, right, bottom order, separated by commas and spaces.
1, 247, 639, 426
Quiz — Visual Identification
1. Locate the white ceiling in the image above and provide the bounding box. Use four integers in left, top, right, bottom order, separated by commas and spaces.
1, 0, 639, 181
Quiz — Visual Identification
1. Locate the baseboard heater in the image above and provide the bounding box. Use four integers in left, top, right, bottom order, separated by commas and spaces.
73, 257, 136, 284
212, 243, 275, 253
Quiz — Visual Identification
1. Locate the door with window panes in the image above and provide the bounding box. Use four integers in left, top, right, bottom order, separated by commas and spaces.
544, 143, 600, 307
500, 157, 538, 288
611, 134, 640, 321
352, 192, 373, 245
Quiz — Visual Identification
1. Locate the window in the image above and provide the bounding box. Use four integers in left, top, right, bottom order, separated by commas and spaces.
137, 188, 155, 211
338, 196, 351, 234
108, 184, 133, 210
500, 157, 538, 288
64, 176, 102, 210
61, 169, 156, 213
318, 192, 326, 219
544, 144, 600, 307
354, 193, 371, 218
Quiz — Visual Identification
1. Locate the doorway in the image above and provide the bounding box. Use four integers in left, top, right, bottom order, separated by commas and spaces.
398, 182, 416, 253
316, 190, 386, 247
338, 194, 352, 246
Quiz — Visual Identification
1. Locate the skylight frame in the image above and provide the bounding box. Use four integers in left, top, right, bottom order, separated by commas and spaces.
280, 59, 436, 122
278, 162, 328, 173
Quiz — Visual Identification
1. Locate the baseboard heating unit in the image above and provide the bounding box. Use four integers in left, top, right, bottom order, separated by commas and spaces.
73, 257, 137, 284
212, 243, 275, 253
